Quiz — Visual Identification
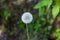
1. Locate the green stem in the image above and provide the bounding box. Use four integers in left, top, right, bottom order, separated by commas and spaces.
26, 24, 30, 40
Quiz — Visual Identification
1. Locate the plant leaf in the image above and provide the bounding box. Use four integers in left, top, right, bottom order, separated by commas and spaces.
39, 7, 45, 16
34, 0, 52, 9
52, 5, 59, 19
34, 1, 47, 9
47, 0, 52, 9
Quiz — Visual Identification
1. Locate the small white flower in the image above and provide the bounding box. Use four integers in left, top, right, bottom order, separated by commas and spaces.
21, 12, 33, 24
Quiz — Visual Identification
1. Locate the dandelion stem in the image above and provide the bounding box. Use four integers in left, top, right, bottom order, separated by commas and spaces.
26, 24, 30, 40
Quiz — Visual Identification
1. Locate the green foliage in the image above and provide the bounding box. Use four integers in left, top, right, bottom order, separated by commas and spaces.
4, 11, 11, 20
34, 0, 52, 9
34, 1, 47, 9
39, 7, 45, 16
0, 0, 4, 2
52, 4, 59, 19
33, 0, 60, 40
34, 0, 60, 19
34, 0, 52, 17
17, 21, 25, 30
34, 20, 41, 35
47, 0, 52, 9
52, 27, 60, 40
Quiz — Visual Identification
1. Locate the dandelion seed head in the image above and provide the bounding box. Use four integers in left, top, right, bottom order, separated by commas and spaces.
21, 12, 33, 24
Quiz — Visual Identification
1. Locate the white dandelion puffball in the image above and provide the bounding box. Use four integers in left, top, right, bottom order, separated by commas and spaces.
21, 12, 33, 24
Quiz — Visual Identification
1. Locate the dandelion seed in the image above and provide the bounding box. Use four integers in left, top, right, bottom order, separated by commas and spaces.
21, 12, 33, 24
